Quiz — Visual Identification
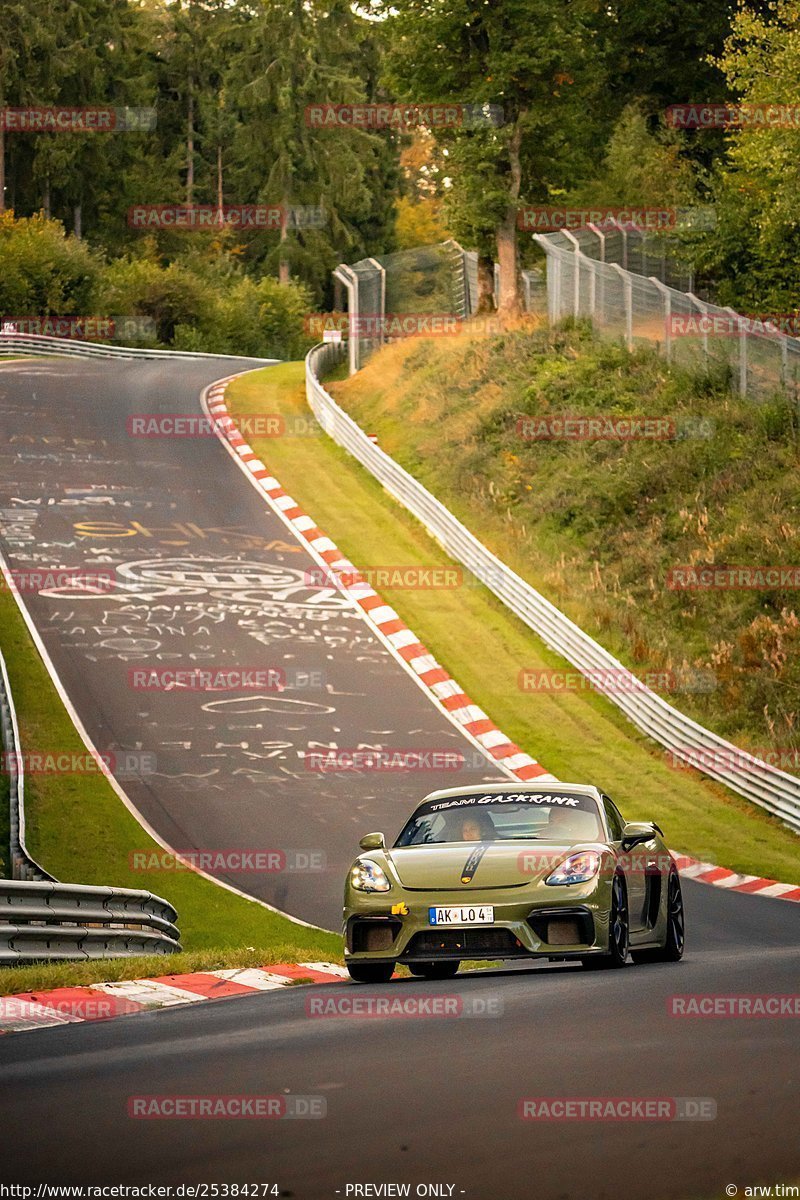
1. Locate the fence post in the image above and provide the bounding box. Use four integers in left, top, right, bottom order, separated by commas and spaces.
366, 257, 386, 346
610, 263, 633, 350
333, 264, 359, 375
687, 293, 710, 374
723, 306, 747, 396
562, 230, 581, 318
588, 223, 605, 321
650, 278, 672, 364
587, 223, 605, 264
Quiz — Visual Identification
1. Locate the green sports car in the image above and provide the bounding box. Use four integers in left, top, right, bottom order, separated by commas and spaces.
343, 782, 685, 982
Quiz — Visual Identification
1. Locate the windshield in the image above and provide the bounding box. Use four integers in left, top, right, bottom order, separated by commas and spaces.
395, 791, 604, 846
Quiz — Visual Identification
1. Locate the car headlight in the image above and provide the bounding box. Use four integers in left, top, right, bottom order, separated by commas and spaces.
545, 850, 601, 886
350, 859, 391, 893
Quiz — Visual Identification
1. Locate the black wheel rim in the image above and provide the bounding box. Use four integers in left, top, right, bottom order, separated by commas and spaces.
612, 875, 628, 959
668, 873, 685, 953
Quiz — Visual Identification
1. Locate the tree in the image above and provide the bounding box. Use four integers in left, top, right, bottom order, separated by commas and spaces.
568, 102, 703, 209
700, 0, 800, 310
227, 0, 396, 290
379, 0, 600, 315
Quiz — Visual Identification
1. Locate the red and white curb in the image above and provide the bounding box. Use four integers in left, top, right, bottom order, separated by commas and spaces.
671, 854, 800, 902
0, 962, 349, 1034
204, 377, 552, 785
202, 376, 800, 906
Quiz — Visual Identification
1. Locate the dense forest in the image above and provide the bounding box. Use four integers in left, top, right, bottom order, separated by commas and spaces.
1, 0, 798, 351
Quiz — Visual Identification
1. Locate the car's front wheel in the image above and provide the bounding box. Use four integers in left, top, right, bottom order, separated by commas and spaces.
346, 962, 395, 984
408, 961, 460, 980
631, 867, 685, 964
581, 873, 629, 969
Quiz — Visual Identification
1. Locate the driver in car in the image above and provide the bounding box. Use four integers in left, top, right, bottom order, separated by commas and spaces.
547, 804, 598, 841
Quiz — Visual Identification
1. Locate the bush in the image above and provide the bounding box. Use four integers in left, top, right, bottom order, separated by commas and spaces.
0, 211, 101, 317
97, 254, 314, 358
94, 257, 214, 346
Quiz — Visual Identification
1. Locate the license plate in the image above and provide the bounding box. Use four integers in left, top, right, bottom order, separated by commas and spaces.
428, 905, 494, 926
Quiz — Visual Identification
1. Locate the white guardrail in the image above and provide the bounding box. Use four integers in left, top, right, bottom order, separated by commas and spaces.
0, 332, 276, 362
306, 341, 800, 835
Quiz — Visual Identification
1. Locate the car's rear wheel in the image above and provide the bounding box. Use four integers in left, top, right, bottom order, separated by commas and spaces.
631, 868, 685, 964
346, 962, 395, 983
407, 961, 460, 980
581, 873, 629, 969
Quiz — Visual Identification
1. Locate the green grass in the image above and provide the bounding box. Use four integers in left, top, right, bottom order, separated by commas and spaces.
0, 585, 342, 992
226, 359, 800, 883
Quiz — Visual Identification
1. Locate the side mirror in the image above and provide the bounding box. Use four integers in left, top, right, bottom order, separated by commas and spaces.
621, 821, 656, 850
359, 831, 385, 851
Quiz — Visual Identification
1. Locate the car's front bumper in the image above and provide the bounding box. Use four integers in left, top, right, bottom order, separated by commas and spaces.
343, 880, 612, 963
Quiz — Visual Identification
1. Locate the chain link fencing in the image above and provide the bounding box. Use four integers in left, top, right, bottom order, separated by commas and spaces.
334, 240, 471, 373
532, 224, 800, 404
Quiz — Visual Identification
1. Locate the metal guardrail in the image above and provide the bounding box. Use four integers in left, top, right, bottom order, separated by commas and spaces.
306, 341, 800, 835
0, 332, 276, 362
1, 647, 182, 963
0, 881, 181, 964
0, 650, 53, 882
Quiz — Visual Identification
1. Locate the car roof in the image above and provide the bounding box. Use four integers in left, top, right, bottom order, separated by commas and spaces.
415, 781, 603, 808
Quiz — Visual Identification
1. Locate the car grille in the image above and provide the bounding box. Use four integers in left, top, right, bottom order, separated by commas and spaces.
527, 907, 594, 947
403, 928, 525, 957
349, 918, 402, 953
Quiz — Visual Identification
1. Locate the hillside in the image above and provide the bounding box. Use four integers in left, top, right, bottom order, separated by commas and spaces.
330, 320, 800, 770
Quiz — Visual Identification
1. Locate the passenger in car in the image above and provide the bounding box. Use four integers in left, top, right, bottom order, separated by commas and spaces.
459, 812, 497, 841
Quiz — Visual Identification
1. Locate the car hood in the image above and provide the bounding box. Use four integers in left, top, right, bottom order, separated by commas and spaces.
387, 842, 600, 890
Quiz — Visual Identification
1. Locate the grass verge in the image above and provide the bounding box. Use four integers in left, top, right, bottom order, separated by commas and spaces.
226, 361, 800, 883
